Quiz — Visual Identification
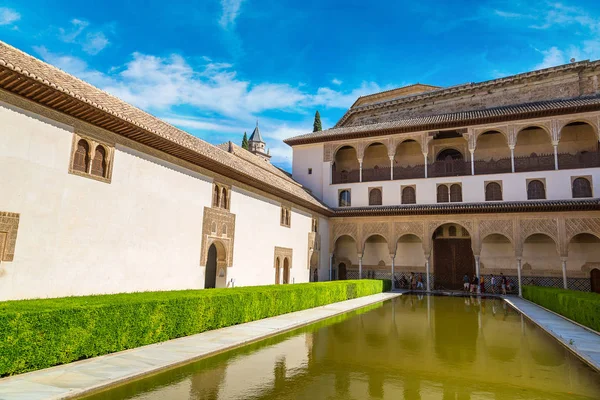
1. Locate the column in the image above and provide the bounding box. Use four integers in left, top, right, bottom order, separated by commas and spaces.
510, 146, 515, 173
425, 255, 431, 292
329, 253, 333, 281
423, 153, 428, 178
391, 255, 395, 289
553, 143, 559, 170
516, 257, 523, 297
470, 149, 475, 175
389, 157, 394, 180
329, 162, 333, 185
359, 159, 363, 182
358, 255, 363, 279
561, 257, 568, 289
474, 255, 481, 293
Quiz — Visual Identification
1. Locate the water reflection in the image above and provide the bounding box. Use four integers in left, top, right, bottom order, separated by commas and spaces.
83, 296, 600, 400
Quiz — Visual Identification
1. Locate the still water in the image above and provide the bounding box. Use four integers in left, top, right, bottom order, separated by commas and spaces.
83, 295, 600, 400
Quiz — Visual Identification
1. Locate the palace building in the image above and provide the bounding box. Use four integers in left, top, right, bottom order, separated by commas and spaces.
1, 39, 600, 300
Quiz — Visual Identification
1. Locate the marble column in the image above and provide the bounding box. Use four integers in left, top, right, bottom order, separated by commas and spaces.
553, 144, 559, 170
510, 146, 515, 173
423, 153, 428, 178
475, 255, 481, 293
389, 157, 394, 180
470, 149, 475, 175
516, 257, 523, 297
561, 257, 568, 289
329, 253, 333, 281
358, 255, 363, 279
391, 255, 395, 289
359, 159, 363, 182
425, 255, 431, 292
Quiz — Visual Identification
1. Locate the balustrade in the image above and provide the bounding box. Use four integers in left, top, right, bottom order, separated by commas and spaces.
332, 169, 360, 184
557, 149, 600, 170
428, 159, 470, 178
362, 166, 391, 182
393, 164, 425, 180
473, 158, 512, 175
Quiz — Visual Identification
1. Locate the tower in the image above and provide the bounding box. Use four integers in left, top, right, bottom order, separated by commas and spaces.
248, 121, 271, 161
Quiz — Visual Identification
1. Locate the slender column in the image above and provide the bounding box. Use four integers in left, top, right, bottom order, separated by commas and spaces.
423, 153, 428, 178
359, 159, 363, 182
470, 149, 475, 175
329, 162, 333, 185
561, 257, 568, 289
474, 255, 481, 293
391, 255, 395, 289
389, 157, 394, 180
509, 146, 515, 173
553, 144, 559, 170
358, 255, 363, 279
516, 257, 523, 297
425, 255, 431, 292
329, 253, 333, 281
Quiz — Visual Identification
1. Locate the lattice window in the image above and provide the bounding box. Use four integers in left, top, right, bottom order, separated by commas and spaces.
90, 146, 106, 177
572, 177, 592, 198
213, 185, 220, 207
339, 190, 351, 207
437, 185, 449, 203
448, 226, 457, 237
402, 186, 416, 204
72, 139, 90, 173
280, 206, 291, 227
369, 188, 382, 206
485, 182, 502, 201
450, 184, 462, 202
527, 180, 546, 200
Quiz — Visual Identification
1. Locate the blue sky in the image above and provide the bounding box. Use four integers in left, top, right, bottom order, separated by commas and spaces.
1, 1, 600, 170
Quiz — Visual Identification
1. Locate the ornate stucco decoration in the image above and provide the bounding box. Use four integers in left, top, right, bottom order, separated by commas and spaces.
0, 212, 20, 262
200, 207, 235, 267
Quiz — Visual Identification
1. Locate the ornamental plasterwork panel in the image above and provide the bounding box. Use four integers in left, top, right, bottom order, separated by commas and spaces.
556, 115, 600, 140
307, 232, 320, 269
462, 129, 477, 151
332, 222, 358, 246
479, 219, 514, 243
427, 219, 474, 239
0, 212, 19, 262
323, 142, 335, 162
513, 120, 553, 142
564, 218, 600, 242
200, 207, 235, 267
274, 246, 293, 268
361, 222, 391, 252
472, 125, 510, 144
394, 221, 424, 241
519, 218, 559, 244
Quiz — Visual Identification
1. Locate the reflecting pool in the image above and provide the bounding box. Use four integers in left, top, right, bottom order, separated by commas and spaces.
82, 295, 600, 399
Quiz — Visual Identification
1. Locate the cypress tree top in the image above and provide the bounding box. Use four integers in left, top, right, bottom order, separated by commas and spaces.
241, 131, 249, 150
313, 110, 322, 132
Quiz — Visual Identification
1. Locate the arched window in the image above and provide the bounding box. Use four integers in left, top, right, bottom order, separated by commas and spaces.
73, 139, 90, 173
448, 226, 457, 237
369, 188, 382, 206
485, 182, 502, 201
450, 184, 462, 202
281, 208, 285, 225
222, 224, 227, 236
91, 146, 107, 177
401, 186, 416, 204
437, 148, 463, 161
572, 178, 592, 198
286, 210, 291, 226
221, 188, 228, 209
437, 185, 449, 203
339, 190, 351, 207
213, 185, 220, 207
527, 180, 546, 200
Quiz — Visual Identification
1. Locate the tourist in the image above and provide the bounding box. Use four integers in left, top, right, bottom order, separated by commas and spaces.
409, 272, 415, 289
463, 274, 470, 291
501, 273, 507, 295
480, 276, 485, 293
399, 275, 408, 289
417, 274, 424, 290
490, 274, 496, 294
471, 275, 479, 293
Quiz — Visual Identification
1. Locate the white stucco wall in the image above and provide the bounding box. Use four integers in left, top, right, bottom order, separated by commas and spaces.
323, 164, 600, 208
291, 143, 324, 199
0, 101, 320, 300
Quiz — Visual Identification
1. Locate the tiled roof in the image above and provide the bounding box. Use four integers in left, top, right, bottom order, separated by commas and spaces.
0, 41, 330, 214
332, 199, 600, 217
285, 96, 600, 145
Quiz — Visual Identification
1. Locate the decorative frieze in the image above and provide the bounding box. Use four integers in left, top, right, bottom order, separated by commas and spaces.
0, 212, 19, 262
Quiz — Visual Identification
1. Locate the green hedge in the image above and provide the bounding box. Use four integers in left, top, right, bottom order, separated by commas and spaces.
0, 279, 390, 376
522, 286, 600, 332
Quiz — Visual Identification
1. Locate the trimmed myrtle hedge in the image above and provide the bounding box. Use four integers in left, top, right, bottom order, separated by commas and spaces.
522, 286, 600, 332
0, 279, 390, 376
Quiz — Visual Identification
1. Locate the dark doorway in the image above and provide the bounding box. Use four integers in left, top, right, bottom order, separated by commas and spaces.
205, 244, 217, 289
592, 268, 600, 293
338, 263, 347, 280
283, 258, 290, 284
433, 238, 475, 290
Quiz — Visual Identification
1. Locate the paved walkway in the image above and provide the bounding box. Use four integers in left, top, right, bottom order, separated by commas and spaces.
505, 296, 600, 372
0, 292, 401, 400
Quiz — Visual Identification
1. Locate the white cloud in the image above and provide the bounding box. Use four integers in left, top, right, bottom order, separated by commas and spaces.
219, 0, 245, 29
534, 46, 566, 70
58, 19, 110, 54
493, 10, 523, 19
0, 7, 20, 26
332, 78, 342, 85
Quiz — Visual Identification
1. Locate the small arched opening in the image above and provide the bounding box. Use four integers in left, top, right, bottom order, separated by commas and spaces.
283, 257, 291, 284
332, 146, 359, 183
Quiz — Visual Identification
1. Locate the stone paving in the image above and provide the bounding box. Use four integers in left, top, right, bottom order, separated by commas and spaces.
505, 296, 600, 373
0, 292, 402, 400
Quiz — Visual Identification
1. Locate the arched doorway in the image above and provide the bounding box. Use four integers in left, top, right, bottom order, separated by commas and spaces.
592, 269, 600, 293
338, 263, 347, 280
432, 223, 475, 290
283, 258, 290, 284
205, 244, 218, 289
275, 257, 281, 284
